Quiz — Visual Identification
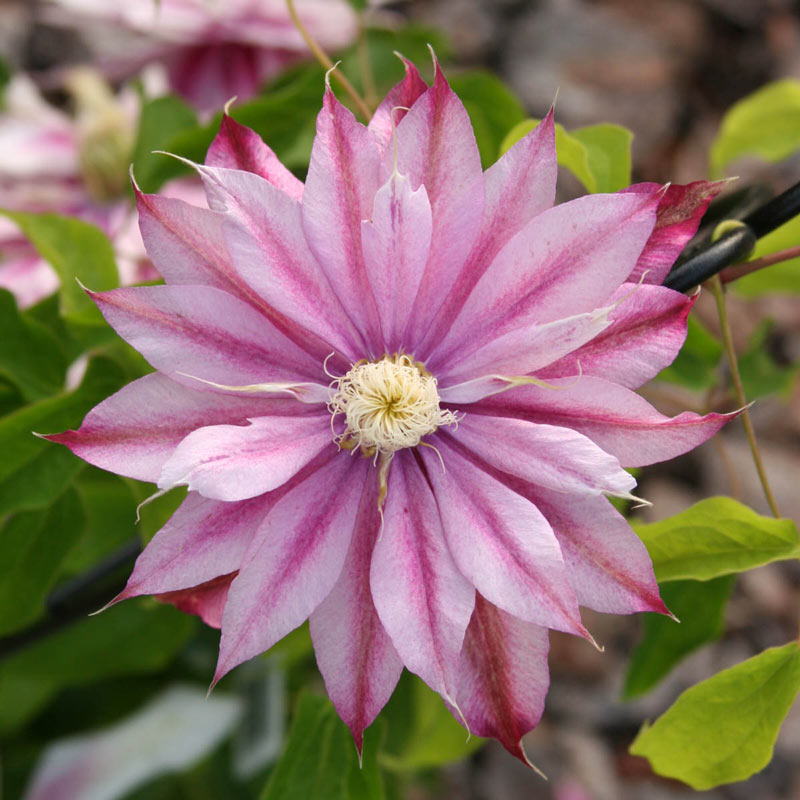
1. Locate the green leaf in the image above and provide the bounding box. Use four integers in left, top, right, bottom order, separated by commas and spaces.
379, 672, 484, 771
449, 71, 525, 168
734, 214, 800, 296
738, 320, 800, 399
131, 94, 198, 192
656, 314, 722, 390
0, 356, 126, 518
0, 211, 119, 325
0, 290, 68, 401
623, 576, 734, 699
633, 497, 800, 582
500, 119, 633, 193
630, 642, 800, 789
261, 692, 383, 800
710, 79, 800, 177
0, 489, 86, 636
0, 601, 195, 735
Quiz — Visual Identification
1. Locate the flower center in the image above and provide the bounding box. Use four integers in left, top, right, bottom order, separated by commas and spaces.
328, 354, 457, 456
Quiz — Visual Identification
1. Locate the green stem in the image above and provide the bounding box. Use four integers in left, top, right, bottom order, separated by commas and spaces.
709, 275, 781, 517
286, 0, 373, 122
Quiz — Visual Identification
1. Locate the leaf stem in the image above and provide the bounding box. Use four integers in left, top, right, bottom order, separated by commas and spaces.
708, 274, 781, 517
286, 0, 373, 122
720, 244, 800, 285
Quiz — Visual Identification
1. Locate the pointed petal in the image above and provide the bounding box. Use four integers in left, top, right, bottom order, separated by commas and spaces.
157, 414, 331, 500
190, 162, 365, 360
371, 451, 475, 705
537, 283, 696, 389
88, 284, 324, 385
417, 111, 557, 355
119, 491, 276, 602
156, 573, 236, 628
368, 56, 428, 150
432, 191, 659, 367
437, 305, 613, 385
457, 594, 550, 765
302, 88, 383, 347
623, 180, 725, 284
468, 375, 736, 468
206, 114, 304, 201
451, 415, 636, 498
392, 60, 485, 347
422, 442, 587, 637
310, 475, 403, 753
361, 171, 432, 351
214, 454, 367, 682
523, 486, 667, 615
44, 373, 308, 482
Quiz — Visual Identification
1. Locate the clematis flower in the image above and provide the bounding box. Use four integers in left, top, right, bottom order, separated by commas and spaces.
44, 0, 358, 113
0, 72, 206, 308
47, 58, 735, 762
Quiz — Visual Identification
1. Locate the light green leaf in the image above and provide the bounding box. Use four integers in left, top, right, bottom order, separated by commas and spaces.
633, 497, 800, 582
623, 576, 734, 699
379, 672, 484, 771
261, 692, 383, 800
734, 214, 800, 296
0, 290, 68, 401
0, 601, 195, 734
710, 79, 800, 177
0, 489, 85, 636
450, 71, 526, 168
0, 211, 119, 325
656, 314, 722, 390
0, 357, 126, 518
630, 642, 800, 789
500, 119, 632, 193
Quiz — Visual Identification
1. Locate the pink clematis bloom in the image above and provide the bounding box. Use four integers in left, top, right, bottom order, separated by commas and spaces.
0, 73, 207, 308
45, 0, 358, 113
47, 58, 734, 763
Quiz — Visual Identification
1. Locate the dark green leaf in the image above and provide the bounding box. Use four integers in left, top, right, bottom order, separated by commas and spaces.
656, 315, 722, 390
623, 576, 734, 699
738, 320, 799, 399
261, 692, 383, 800
0, 290, 68, 400
0, 211, 119, 325
630, 642, 800, 789
0, 601, 195, 735
0, 489, 85, 636
633, 497, 800, 582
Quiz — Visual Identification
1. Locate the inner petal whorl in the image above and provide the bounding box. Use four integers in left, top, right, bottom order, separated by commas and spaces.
328, 354, 457, 455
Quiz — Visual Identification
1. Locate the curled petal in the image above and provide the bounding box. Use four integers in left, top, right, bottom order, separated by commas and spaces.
156, 573, 236, 629
368, 56, 428, 151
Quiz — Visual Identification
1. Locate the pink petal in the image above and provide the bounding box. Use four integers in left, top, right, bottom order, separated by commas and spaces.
522, 485, 667, 615
457, 594, 550, 765
156, 573, 236, 628
309, 474, 403, 754
361, 171, 432, 352
623, 181, 725, 284
214, 454, 368, 683
391, 59, 485, 348
537, 282, 696, 389
199, 164, 363, 360
451, 415, 636, 499
422, 442, 588, 638
88, 284, 324, 386
437, 306, 614, 386
431, 191, 659, 368
368, 56, 428, 151
206, 114, 304, 201
370, 451, 475, 707
468, 375, 735, 468
416, 111, 557, 356
44, 373, 309, 482
157, 414, 332, 500
302, 88, 383, 349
